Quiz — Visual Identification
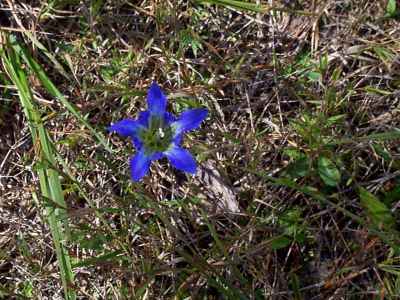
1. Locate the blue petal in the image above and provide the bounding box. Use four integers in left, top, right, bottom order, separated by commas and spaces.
173, 133, 183, 145
164, 112, 177, 125
132, 111, 150, 149
131, 137, 143, 150
137, 111, 150, 128
151, 151, 163, 161
130, 151, 152, 182
173, 108, 208, 135
165, 145, 197, 174
147, 82, 167, 116
108, 119, 142, 137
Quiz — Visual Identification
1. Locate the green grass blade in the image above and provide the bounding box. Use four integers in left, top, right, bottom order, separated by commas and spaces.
8, 36, 112, 153
23, 31, 71, 80
1, 38, 76, 300
200, 209, 248, 285
197, 0, 266, 12
331, 130, 400, 145
196, 0, 316, 16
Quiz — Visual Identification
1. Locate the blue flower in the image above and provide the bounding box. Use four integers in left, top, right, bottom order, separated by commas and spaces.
108, 82, 208, 182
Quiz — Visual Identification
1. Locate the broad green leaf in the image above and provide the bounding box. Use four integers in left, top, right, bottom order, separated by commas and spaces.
326, 114, 346, 127
306, 71, 322, 82
386, 0, 397, 16
283, 148, 304, 160
318, 156, 341, 186
270, 236, 292, 250
372, 143, 392, 162
285, 156, 310, 178
359, 187, 395, 229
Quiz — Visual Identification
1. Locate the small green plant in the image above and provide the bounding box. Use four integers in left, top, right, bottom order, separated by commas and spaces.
178, 28, 204, 57
283, 112, 344, 187
278, 207, 310, 245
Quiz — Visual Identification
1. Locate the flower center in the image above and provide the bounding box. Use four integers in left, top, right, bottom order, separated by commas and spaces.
140, 116, 173, 153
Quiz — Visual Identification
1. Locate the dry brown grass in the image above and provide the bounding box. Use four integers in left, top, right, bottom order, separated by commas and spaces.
1, 0, 400, 299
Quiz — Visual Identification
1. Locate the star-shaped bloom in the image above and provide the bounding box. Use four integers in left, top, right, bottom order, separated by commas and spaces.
108, 82, 208, 181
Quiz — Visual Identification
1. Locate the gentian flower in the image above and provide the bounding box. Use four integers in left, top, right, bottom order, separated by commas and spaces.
108, 82, 208, 182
